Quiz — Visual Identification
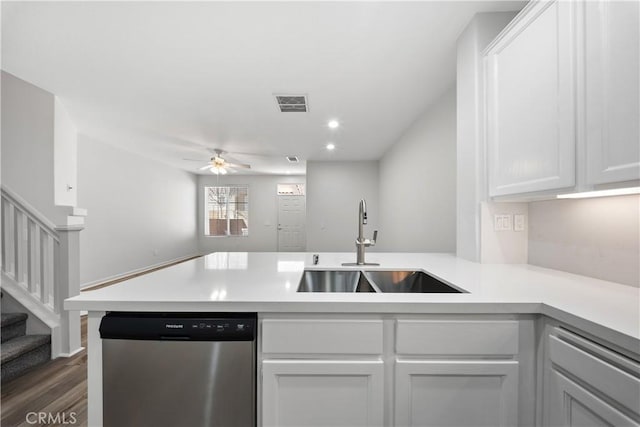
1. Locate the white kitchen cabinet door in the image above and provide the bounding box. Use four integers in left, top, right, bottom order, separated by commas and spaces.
261, 360, 384, 427
546, 369, 639, 427
544, 330, 640, 425
486, 0, 576, 196
585, 0, 640, 185
394, 360, 519, 427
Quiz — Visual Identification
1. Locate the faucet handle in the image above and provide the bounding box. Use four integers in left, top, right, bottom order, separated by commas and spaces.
372, 230, 378, 245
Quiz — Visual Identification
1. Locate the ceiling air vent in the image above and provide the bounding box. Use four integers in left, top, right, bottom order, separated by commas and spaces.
275, 95, 308, 112
286, 156, 299, 163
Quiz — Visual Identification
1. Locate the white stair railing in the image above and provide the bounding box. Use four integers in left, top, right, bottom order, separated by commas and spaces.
0, 186, 82, 357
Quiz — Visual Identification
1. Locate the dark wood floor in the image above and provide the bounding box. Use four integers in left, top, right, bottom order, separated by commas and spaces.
1, 316, 88, 427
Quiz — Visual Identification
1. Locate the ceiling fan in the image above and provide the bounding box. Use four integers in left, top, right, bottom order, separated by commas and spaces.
184, 149, 251, 174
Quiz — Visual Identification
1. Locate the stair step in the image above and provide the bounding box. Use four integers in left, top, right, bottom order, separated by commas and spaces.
1, 335, 51, 383
1, 313, 28, 328
1, 334, 50, 364
1, 313, 28, 343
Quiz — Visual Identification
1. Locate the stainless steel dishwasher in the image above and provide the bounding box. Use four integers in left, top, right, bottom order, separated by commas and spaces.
100, 312, 256, 427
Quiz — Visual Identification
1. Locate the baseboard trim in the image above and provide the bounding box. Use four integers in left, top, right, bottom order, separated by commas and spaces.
81, 254, 203, 292
58, 346, 85, 358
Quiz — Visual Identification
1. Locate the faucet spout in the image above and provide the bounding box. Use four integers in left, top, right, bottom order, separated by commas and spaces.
342, 199, 379, 266
360, 199, 367, 225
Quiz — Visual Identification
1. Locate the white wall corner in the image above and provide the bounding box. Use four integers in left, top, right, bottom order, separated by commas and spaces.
455, 11, 519, 262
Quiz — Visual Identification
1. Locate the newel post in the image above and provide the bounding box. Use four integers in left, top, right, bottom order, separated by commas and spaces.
55, 225, 84, 356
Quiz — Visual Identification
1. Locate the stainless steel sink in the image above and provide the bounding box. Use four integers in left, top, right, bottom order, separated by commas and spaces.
363, 270, 463, 293
297, 270, 376, 292
297, 269, 464, 293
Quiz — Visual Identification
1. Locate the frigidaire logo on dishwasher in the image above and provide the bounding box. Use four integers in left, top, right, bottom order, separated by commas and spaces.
165, 324, 184, 329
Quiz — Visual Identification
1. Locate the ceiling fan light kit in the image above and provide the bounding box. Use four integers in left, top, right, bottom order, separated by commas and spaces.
186, 148, 252, 174
210, 167, 228, 175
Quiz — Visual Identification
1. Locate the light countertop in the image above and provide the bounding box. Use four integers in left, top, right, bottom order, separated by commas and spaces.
65, 252, 640, 353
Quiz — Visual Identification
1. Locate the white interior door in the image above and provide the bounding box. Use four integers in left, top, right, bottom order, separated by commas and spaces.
278, 195, 306, 252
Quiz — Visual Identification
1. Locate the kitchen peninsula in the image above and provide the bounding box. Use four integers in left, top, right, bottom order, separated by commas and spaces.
65, 252, 640, 426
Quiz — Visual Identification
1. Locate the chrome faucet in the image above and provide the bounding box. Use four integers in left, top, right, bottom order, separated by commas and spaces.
343, 199, 379, 266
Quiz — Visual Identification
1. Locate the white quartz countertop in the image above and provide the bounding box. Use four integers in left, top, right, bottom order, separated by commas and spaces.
65, 252, 640, 353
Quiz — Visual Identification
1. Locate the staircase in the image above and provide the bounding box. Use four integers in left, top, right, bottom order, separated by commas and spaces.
1, 185, 83, 359
1, 312, 51, 383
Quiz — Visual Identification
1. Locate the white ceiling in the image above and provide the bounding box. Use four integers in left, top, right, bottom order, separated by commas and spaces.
2, 1, 524, 175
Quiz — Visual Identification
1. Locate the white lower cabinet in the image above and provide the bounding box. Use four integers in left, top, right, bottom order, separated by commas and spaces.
261, 360, 384, 427
546, 369, 638, 426
394, 360, 519, 427
260, 315, 527, 427
260, 316, 640, 427
543, 326, 640, 426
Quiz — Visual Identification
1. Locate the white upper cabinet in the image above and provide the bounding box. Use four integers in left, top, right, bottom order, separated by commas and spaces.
485, 0, 639, 198
485, 0, 577, 197
585, 0, 640, 185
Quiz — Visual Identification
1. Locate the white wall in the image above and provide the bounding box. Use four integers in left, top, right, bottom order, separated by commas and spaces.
378, 87, 456, 253
78, 135, 199, 286
54, 97, 78, 207
528, 195, 640, 287
456, 12, 519, 261
1, 71, 56, 219
306, 161, 379, 252
198, 174, 305, 253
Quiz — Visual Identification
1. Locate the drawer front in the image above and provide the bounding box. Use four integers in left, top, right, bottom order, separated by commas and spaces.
549, 332, 640, 416
262, 319, 384, 355
396, 320, 519, 356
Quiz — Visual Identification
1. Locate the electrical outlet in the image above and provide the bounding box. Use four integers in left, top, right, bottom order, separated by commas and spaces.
494, 214, 512, 231
514, 214, 526, 232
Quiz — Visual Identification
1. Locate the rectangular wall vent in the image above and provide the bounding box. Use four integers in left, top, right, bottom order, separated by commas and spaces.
275, 95, 307, 112
286, 156, 299, 163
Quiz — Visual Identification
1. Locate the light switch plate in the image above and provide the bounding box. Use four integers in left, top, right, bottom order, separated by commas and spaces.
494, 214, 512, 231
514, 214, 526, 231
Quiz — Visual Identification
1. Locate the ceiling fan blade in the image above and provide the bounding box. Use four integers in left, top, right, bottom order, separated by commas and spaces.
199, 164, 213, 170
226, 162, 251, 169
184, 158, 210, 162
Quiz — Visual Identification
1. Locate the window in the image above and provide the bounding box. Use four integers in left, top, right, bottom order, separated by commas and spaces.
204, 186, 249, 237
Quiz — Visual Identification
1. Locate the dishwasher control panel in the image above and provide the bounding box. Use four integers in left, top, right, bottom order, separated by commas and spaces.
100, 312, 257, 341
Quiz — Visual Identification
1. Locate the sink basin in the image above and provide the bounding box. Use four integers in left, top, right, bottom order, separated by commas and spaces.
297, 269, 464, 293
363, 271, 463, 293
297, 270, 376, 292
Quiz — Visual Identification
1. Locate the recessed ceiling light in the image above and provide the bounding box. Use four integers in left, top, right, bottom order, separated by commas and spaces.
326, 143, 336, 151
327, 120, 339, 129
